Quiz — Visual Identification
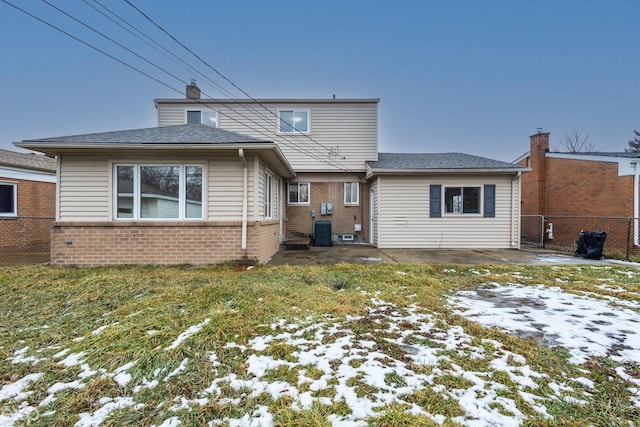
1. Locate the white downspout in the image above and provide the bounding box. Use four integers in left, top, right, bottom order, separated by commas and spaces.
239, 149, 248, 251
633, 162, 639, 246
511, 171, 521, 248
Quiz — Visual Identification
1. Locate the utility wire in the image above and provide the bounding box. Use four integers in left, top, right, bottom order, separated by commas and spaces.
123, 0, 343, 156
1, 0, 354, 172
87, 0, 240, 101
94, 0, 353, 169
41, 0, 187, 86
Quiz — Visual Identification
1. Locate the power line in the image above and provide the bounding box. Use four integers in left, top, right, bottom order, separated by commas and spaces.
85, 0, 354, 170
86, 0, 241, 102
123, 0, 344, 156
1, 0, 355, 172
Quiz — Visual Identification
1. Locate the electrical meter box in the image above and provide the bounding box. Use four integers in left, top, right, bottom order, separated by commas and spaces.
327, 203, 333, 215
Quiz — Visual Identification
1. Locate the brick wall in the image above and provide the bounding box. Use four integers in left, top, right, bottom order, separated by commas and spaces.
285, 180, 370, 242
0, 178, 55, 250
519, 135, 639, 252
519, 132, 549, 215
546, 158, 633, 217
51, 220, 280, 267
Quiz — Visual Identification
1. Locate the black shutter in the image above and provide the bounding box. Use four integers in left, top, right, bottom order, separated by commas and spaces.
430, 184, 441, 218
484, 184, 496, 218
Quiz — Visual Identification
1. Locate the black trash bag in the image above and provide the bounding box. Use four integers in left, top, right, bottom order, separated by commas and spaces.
575, 231, 607, 259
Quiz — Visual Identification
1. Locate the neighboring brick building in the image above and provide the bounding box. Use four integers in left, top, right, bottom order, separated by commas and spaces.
0, 149, 56, 258
516, 131, 640, 251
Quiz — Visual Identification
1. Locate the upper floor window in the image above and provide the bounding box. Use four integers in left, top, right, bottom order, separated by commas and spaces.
344, 182, 359, 205
0, 182, 17, 216
187, 110, 217, 128
114, 164, 203, 220
288, 182, 310, 205
279, 109, 309, 133
445, 186, 480, 214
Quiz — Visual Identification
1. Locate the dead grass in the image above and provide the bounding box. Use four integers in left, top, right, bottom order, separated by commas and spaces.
0, 262, 638, 425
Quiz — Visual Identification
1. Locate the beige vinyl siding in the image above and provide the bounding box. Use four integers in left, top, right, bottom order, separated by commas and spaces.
59, 155, 110, 220
207, 154, 248, 221
377, 175, 517, 249
157, 102, 377, 171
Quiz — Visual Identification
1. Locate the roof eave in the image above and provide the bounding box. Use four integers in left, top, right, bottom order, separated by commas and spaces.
366, 167, 529, 179
154, 98, 380, 106
14, 141, 275, 152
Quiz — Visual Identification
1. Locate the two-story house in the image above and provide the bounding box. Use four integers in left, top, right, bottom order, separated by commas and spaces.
154, 82, 378, 246
16, 81, 527, 266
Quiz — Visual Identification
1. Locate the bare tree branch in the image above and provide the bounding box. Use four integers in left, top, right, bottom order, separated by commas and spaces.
561, 128, 598, 153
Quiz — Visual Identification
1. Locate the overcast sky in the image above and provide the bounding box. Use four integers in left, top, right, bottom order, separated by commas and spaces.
1, 0, 638, 162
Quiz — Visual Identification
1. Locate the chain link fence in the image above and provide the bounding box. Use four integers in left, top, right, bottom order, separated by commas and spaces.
521, 215, 640, 261
0, 216, 54, 267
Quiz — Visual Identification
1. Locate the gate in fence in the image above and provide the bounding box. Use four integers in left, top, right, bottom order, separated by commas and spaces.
520, 215, 640, 260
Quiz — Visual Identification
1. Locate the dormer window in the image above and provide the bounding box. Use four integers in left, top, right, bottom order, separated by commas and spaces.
278, 109, 309, 133
187, 110, 217, 128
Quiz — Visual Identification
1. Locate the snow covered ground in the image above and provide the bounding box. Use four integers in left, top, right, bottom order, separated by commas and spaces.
1, 267, 639, 426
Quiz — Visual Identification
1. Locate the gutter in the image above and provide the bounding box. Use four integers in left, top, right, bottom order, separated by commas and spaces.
239, 149, 248, 251
366, 167, 530, 180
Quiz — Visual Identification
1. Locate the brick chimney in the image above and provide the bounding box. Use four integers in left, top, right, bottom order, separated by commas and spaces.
524, 128, 550, 216
186, 79, 200, 100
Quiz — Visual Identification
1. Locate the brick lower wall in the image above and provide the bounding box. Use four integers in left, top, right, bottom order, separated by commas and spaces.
0, 178, 55, 251
51, 220, 280, 267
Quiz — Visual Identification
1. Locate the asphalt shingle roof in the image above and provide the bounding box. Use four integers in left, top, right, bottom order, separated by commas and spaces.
368, 153, 526, 171
0, 149, 56, 172
21, 124, 269, 145
554, 151, 640, 158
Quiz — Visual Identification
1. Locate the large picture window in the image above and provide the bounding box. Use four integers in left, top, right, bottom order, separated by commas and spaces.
278, 109, 309, 133
288, 182, 309, 204
445, 187, 481, 214
115, 164, 203, 220
0, 183, 17, 216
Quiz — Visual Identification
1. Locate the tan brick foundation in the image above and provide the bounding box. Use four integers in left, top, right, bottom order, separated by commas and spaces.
51, 221, 280, 267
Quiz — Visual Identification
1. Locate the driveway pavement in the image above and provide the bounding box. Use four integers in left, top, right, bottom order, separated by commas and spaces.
267, 244, 639, 266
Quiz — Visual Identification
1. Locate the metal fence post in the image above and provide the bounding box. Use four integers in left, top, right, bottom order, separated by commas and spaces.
626, 217, 632, 262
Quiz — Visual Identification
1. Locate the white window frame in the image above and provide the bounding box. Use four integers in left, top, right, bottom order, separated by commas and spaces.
185, 109, 218, 127
113, 163, 204, 221
264, 172, 273, 219
288, 182, 310, 205
277, 109, 310, 134
0, 182, 17, 216
344, 182, 359, 206
443, 186, 482, 216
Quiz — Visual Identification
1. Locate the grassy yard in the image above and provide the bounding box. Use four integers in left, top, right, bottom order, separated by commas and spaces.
0, 263, 638, 426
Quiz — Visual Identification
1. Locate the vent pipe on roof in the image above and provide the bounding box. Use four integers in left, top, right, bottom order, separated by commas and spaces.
186, 79, 200, 100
